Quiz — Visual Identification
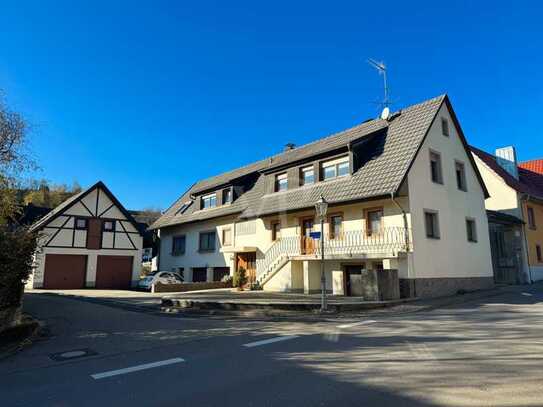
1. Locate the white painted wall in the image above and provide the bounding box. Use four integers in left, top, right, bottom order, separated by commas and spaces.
407, 104, 493, 279
158, 216, 237, 275
472, 154, 522, 217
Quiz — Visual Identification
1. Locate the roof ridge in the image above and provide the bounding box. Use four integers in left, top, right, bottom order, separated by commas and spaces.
191, 94, 447, 192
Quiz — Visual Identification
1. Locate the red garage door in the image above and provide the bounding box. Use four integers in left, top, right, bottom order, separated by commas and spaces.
43, 254, 87, 289
95, 255, 133, 289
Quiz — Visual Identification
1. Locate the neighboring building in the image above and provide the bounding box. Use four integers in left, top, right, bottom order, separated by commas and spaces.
486, 210, 526, 284
519, 159, 543, 175
471, 146, 543, 282
151, 95, 494, 298
27, 181, 143, 289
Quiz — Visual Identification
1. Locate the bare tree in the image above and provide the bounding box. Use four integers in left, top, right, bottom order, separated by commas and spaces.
0, 95, 35, 222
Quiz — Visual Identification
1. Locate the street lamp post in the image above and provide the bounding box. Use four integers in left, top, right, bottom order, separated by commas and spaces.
315, 196, 328, 312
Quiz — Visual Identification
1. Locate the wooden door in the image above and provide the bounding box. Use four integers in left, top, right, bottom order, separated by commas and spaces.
87, 218, 102, 250
43, 254, 87, 289
95, 255, 133, 289
300, 218, 315, 255
237, 252, 256, 286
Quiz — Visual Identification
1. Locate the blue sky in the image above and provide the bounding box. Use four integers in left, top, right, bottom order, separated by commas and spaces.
1, 1, 541, 210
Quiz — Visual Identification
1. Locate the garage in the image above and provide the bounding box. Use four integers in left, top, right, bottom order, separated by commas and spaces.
43, 254, 87, 289
95, 255, 134, 289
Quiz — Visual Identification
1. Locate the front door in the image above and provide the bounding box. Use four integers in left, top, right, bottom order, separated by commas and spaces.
237, 252, 256, 287
300, 218, 315, 255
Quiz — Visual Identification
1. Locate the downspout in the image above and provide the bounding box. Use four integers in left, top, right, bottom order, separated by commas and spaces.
521, 194, 534, 284
390, 192, 416, 297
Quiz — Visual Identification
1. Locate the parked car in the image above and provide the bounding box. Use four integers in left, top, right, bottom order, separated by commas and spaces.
138, 271, 183, 291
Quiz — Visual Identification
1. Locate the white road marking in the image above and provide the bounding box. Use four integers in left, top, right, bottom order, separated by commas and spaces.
91, 357, 185, 380
336, 320, 377, 329
243, 335, 299, 348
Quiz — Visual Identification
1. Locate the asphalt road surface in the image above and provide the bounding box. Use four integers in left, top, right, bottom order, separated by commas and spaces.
2, 285, 543, 407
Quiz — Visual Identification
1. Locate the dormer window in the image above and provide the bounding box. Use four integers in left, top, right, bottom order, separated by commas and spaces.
201, 193, 217, 209
223, 188, 232, 204
275, 173, 288, 192
301, 166, 315, 186
322, 156, 349, 181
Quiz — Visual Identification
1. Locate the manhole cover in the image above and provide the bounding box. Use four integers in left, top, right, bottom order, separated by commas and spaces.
50, 348, 97, 361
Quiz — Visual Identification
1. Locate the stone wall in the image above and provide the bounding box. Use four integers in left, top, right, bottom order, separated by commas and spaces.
152, 281, 232, 293
400, 277, 494, 298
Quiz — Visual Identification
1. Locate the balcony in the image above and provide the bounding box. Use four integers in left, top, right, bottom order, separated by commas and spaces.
256, 227, 411, 282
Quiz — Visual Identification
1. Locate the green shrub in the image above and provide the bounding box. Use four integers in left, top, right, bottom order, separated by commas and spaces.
233, 267, 247, 288
0, 226, 37, 310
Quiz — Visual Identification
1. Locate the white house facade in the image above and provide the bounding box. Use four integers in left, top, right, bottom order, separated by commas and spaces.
152, 95, 494, 298
28, 181, 143, 289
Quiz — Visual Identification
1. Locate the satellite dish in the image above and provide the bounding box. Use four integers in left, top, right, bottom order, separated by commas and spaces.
380, 107, 390, 120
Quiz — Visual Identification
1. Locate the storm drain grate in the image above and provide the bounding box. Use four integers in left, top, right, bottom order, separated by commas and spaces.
49, 348, 97, 361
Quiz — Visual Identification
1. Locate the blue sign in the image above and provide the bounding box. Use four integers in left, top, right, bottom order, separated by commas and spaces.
309, 231, 321, 239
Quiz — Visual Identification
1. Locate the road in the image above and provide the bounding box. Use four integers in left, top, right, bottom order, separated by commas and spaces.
2, 285, 543, 407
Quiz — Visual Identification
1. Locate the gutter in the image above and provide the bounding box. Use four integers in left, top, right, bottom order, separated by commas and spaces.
390, 192, 416, 297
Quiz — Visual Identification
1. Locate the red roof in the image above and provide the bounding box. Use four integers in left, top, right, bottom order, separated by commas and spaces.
519, 159, 543, 175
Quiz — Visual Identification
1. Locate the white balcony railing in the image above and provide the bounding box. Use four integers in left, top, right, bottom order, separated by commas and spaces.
256, 227, 411, 281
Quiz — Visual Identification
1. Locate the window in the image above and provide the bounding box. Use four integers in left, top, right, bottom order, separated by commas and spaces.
75, 218, 87, 230
441, 118, 450, 137
424, 210, 440, 239
301, 166, 315, 186
223, 188, 232, 204
271, 221, 281, 241
430, 151, 443, 184
192, 267, 207, 282
455, 161, 467, 191
199, 231, 216, 252
536, 245, 542, 263
322, 156, 349, 181
275, 173, 288, 192
466, 218, 477, 242
527, 207, 536, 229
103, 220, 115, 232
172, 235, 186, 255
329, 214, 343, 239
222, 228, 232, 246
366, 209, 383, 236
201, 193, 217, 209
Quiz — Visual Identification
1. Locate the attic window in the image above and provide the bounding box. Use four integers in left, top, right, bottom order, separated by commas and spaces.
103, 220, 115, 232
75, 218, 87, 230
322, 156, 349, 180
441, 118, 450, 137
223, 188, 232, 204
275, 173, 288, 192
201, 193, 217, 209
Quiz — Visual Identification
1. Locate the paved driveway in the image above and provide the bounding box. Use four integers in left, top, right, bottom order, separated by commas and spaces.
3, 284, 543, 406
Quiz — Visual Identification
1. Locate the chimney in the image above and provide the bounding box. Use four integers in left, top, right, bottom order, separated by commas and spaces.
495, 146, 519, 179
284, 143, 296, 152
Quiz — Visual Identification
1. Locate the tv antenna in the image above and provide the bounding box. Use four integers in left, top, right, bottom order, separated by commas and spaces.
368, 59, 391, 119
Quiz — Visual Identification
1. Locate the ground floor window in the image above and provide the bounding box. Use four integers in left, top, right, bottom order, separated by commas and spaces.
192, 267, 207, 282
537, 244, 542, 263
213, 267, 230, 282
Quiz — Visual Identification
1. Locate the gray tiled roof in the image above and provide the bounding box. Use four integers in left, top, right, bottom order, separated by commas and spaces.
151, 95, 447, 230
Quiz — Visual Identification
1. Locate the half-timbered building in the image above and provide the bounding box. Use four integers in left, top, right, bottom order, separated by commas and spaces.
28, 181, 143, 289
